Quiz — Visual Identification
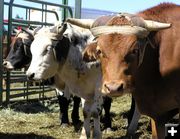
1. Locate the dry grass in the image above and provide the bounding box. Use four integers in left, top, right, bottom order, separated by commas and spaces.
0, 94, 151, 139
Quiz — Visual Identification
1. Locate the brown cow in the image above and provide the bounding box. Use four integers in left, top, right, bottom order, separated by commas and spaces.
67, 3, 180, 139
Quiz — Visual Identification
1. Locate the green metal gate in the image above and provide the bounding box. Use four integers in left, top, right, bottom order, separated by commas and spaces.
0, 0, 77, 105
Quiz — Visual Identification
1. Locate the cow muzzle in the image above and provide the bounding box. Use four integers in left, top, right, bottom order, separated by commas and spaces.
102, 81, 126, 96
26, 70, 45, 81
27, 73, 35, 80
3, 60, 14, 70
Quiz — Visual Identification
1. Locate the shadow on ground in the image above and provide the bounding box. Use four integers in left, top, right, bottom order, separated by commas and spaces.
1, 99, 60, 114
0, 132, 55, 139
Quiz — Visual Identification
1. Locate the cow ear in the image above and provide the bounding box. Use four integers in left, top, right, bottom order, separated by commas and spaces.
32, 26, 42, 35
83, 42, 98, 62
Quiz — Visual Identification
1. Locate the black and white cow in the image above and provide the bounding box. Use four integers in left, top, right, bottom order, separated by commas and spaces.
26, 23, 108, 138
26, 22, 140, 138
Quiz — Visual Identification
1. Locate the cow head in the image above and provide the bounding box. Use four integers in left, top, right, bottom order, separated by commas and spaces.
67, 14, 171, 96
3, 27, 40, 70
26, 23, 67, 80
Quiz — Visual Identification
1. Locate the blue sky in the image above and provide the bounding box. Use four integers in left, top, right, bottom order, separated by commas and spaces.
4, 0, 180, 19
76, 0, 180, 13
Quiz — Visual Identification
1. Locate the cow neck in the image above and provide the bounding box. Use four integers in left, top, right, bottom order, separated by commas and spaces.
135, 41, 161, 86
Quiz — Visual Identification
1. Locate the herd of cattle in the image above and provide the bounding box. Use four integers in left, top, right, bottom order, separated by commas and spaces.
2, 3, 180, 139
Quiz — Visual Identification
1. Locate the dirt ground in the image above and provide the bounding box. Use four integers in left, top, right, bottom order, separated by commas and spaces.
0, 94, 152, 139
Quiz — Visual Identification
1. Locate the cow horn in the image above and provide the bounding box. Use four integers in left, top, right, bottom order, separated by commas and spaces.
14, 28, 25, 37
13, 28, 21, 34
66, 18, 94, 29
90, 26, 149, 38
144, 20, 171, 31
21, 28, 34, 37
57, 23, 67, 37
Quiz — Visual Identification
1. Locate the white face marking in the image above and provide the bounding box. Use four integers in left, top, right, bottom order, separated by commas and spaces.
26, 35, 59, 80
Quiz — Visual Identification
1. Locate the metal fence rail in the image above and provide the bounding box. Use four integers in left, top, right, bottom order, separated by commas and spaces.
0, 0, 74, 105
25, 0, 73, 19
0, 0, 4, 105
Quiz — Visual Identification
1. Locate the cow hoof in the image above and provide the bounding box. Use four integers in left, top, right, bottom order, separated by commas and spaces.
60, 123, 69, 128
72, 119, 82, 125
125, 134, 135, 139
93, 133, 102, 139
73, 120, 83, 132
103, 127, 113, 133
80, 135, 88, 139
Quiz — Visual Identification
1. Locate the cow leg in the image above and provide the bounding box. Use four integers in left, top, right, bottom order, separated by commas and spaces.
56, 87, 71, 127
71, 96, 81, 125
126, 96, 140, 137
151, 118, 165, 139
80, 100, 91, 139
127, 97, 136, 124
175, 96, 180, 123
102, 96, 112, 132
151, 118, 158, 139
92, 93, 103, 139
126, 98, 141, 136
57, 94, 70, 126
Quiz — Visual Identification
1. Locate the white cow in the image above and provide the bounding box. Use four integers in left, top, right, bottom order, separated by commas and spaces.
27, 23, 103, 139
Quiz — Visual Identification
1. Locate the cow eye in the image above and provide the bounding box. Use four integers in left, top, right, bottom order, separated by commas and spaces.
47, 46, 51, 51
96, 49, 102, 55
132, 49, 139, 55
42, 49, 48, 55
125, 50, 138, 63
96, 49, 106, 58
42, 46, 51, 55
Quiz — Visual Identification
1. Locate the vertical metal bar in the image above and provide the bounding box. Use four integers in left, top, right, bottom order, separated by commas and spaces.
23, 69, 26, 98
0, 0, 4, 105
75, 0, 81, 19
25, 8, 30, 27
42, 4, 44, 25
45, 5, 47, 26
6, 0, 14, 104
42, 82, 44, 104
28, 8, 30, 21
26, 80, 29, 101
26, 8, 28, 20
62, 0, 68, 21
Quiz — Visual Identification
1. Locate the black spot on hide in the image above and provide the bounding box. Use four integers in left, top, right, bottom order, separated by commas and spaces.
54, 36, 70, 62
71, 34, 89, 47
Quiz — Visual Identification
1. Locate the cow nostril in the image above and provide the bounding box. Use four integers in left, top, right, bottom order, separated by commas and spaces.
104, 82, 124, 92
104, 83, 110, 92
3, 61, 7, 66
117, 83, 124, 92
28, 73, 35, 80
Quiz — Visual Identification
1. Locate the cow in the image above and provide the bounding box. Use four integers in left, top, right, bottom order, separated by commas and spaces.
67, 3, 180, 139
26, 23, 105, 139
3, 28, 82, 127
